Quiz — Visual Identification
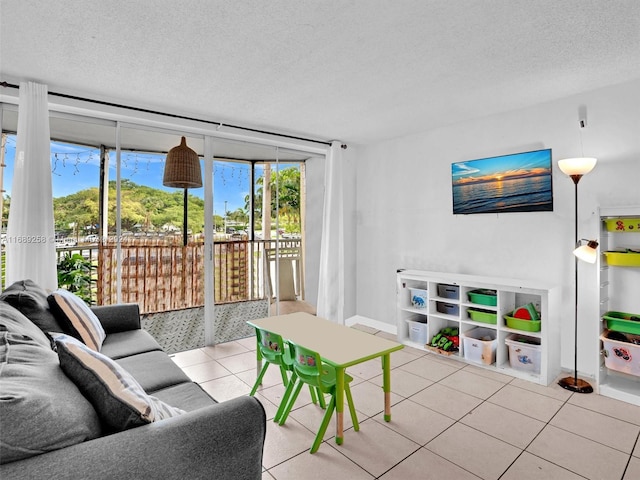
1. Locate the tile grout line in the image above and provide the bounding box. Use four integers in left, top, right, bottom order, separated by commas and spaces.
494, 390, 589, 480
545, 394, 640, 458
620, 431, 640, 480
178, 330, 640, 479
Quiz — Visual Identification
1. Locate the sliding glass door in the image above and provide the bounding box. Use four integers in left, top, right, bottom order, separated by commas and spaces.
1, 101, 318, 350
110, 126, 205, 314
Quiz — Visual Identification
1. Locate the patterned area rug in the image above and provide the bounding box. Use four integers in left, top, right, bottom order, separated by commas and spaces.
141, 300, 268, 354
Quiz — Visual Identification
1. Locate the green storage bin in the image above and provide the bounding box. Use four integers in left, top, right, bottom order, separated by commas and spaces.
467, 289, 497, 306
603, 311, 640, 335
467, 308, 497, 325
504, 312, 541, 332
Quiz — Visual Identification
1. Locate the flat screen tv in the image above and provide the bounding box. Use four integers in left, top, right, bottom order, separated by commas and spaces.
452, 148, 553, 215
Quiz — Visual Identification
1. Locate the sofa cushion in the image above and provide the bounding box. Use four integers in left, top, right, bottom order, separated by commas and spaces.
0, 279, 62, 334
0, 301, 51, 349
152, 382, 218, 412
54, 334, 185, 432
0, 328, 102, 464
0, 327, 57, 365
91, 303, 141, 334
100, 329, 162, 360
115, 350, 192, 393
0, 308, 59, 366
48, 290, 106, 351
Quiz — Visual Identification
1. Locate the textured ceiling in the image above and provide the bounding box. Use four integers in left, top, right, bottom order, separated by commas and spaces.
1, 0, 639, 146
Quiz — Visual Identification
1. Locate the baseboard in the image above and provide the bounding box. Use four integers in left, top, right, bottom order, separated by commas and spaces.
345, 315, 397, 335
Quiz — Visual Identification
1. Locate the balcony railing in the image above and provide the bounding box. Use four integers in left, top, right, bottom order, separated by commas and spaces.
51, 237, 302, 314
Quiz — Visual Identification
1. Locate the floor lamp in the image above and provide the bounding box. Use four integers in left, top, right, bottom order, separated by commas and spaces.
163, 137, 203, 246
557, 157, 598, 393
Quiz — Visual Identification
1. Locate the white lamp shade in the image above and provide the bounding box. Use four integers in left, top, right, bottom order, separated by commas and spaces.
573, 240, 599, 263
558, 157, 597, 176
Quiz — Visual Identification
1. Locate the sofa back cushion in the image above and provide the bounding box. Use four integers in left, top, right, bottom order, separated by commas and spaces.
0, 305, 102, 464
0, 279, 62, 334
0, 301, 51, 349
48, 290, 106, 351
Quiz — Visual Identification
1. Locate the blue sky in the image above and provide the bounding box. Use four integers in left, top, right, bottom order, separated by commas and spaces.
451, 149, 552, 184
3, 135, 296, 215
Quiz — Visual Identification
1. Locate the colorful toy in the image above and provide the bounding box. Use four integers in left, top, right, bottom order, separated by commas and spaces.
513, 303, 540, 320
430, 327, 459, 351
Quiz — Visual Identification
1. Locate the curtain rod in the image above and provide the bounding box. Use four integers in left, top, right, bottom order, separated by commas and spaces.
1, 81, 347, 149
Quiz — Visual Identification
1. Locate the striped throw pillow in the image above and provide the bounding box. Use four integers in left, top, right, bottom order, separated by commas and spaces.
48, 289, 106, 351
53, 334, 185, 432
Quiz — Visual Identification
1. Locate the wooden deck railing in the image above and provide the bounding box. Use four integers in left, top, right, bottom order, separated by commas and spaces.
97, 241, 205, 313
74, 237, 302, 314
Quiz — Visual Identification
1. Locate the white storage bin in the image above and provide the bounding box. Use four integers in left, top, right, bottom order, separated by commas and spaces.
462, 327, 497, 365
406, 319, 428, 345
505, 334, 542, 374
600, 331, 640, 377
409, 288, 428, 309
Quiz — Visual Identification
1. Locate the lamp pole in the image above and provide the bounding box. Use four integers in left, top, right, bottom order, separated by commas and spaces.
557, 159, 596, 394
162, 136, 202, 248
183, 188, 188, 246
565, 176, 593, 392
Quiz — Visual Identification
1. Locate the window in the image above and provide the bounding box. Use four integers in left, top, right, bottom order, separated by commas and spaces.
1, 111, 110, 300
1, 105, 315, 319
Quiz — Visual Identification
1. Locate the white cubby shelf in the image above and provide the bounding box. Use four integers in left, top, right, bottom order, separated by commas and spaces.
396, 269, 560, 386
597, 206, 640, 406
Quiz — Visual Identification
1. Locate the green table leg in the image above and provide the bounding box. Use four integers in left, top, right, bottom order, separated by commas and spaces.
335, 366, 345, 445
382, 353, 391, 421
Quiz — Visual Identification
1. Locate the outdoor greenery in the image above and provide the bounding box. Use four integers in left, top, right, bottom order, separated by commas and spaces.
249, 166, 302, 233
52, 179, 206, 235
1, 195, 9, 225
56, 252, 96, 305
2, 166, 303, 238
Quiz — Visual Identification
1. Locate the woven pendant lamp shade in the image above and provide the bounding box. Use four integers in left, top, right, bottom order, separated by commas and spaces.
163, 136, 202, 188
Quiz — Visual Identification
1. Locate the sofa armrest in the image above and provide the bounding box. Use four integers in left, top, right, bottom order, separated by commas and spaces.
90, 303, 141, 334
0, 396, 266, 480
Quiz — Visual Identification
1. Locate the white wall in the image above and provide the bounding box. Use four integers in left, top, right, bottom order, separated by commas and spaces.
354, 79, 640, 377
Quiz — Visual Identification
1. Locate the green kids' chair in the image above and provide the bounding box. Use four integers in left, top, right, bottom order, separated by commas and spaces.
277, 340, 359, 453
249, 328, 325, 417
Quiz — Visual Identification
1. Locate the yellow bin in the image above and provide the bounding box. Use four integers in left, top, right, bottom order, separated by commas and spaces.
604, 251, 640, 267
604, 218, 640, 232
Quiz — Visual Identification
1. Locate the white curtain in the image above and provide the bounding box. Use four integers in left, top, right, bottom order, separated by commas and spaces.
5, 82, 57, 291
316, 141, 344, 323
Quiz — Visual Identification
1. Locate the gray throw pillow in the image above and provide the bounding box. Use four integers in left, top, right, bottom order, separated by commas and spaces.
0, 279, 62, 334
48, 290, 106, 351
54, 334, 185, 432
0, 301, 52, 349
0, 332, 102, 463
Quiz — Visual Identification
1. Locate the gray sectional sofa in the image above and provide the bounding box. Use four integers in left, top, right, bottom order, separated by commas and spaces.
0, 280, 266, 480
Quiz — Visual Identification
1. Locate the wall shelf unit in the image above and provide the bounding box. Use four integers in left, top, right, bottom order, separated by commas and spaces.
396, 269, 560, 386
597, 206, 640, 406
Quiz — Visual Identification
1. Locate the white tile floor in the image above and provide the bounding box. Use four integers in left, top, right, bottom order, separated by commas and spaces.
170, 325, 640, 480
